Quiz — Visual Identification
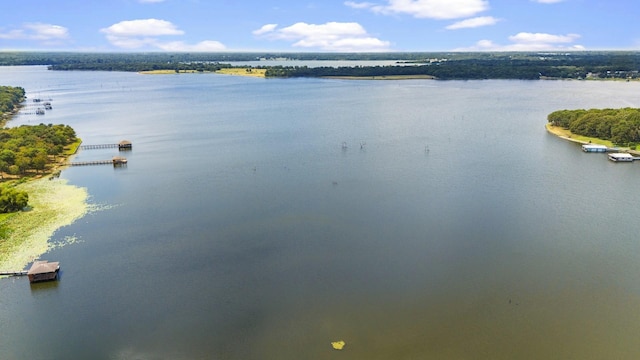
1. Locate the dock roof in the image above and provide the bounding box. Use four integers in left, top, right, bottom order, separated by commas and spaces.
582, 144, 607, 149
609, 153, 633, 158
27, 260, 60, 275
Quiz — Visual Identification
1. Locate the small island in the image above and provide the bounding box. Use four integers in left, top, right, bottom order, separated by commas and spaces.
0, 86, 88, 275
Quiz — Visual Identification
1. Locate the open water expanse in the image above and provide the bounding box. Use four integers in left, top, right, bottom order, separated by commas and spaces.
2, 66, 640, 359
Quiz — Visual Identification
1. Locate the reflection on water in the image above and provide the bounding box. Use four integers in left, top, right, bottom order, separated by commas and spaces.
1, 67, 640, 359
29, 278, 60, 293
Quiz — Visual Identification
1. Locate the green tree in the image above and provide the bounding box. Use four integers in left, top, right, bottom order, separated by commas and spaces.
0, 149, 16, 165
14, 155, 31, 173
0, 186, 28, 213
32, 151, 48, 173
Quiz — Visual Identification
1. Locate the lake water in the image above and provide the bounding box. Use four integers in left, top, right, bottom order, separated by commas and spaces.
2, 66, 640, 359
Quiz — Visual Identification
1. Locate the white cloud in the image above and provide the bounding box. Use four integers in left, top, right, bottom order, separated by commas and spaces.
100, 19, 183, 37
456, 32, 584, 51
253, 21, 391, 51
100, 19, 225, 51
446, 16, 500, 30
102, 35, 157, 49
24, 23, 69, 40
155, 40, 226, 51
0, 29, 24, 40
139, 0, 165, 2
252, 24, 278, 36
0, 23, 69, 42
508, 32, 579, 44
346, 0, 489, 19
344, 1, 376, 9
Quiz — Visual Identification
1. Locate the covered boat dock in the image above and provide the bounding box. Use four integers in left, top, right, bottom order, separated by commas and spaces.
27, 261, 60, 283
582, 144, 609, 152
608, 153, 639, 162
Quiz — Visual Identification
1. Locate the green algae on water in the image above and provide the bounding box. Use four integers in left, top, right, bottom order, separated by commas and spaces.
0, 178, 88, 273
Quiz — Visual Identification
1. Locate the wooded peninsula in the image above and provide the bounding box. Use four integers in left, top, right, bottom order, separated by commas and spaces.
1, 51, 638, 80
0, 86, 80, 213
547, 108, 640, 149
0, 85, 86, 272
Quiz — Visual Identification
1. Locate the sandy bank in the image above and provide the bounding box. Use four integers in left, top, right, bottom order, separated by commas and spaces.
0, 178, 88, 273
545, 123, 595, 145
215, 68, 267, 78
545, 123, 640, 156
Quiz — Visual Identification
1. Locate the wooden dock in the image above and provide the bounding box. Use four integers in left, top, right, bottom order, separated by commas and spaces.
80, 144, 120, 150
0, 271, 28, 277
27, 260, 60, 283
1, 260, 61, 282
70, 156, 128, 166
80, 140, 132, 151
71, 160, 118, 166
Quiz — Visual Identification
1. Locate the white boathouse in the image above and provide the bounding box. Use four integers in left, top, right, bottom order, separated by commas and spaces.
582, 144, 608, 152
608, 153, 634, 162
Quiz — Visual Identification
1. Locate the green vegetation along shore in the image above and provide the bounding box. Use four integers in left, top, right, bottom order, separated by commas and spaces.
0, 86, 89, 275
547, 108, 640, 151
0, 86, 25, 123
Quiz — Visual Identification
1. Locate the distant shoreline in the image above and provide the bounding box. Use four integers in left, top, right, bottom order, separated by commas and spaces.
139, 68, 268, 78
138, 69, 437, 80
321, 74, 436, 80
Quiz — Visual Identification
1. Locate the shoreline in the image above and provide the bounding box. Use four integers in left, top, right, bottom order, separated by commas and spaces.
545, 123, 640, 156
0, 107, 88, 275
0, 177, 89, 274
322, 74, 436, 80
139, 68, 268, 78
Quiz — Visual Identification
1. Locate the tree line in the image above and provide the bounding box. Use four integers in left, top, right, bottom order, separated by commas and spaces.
0, 123, 77, 213
48, 61, 229, 72
0, 123, 77, 176
1, 51, 638, 80
264, 54, 639, 80
548, 108, 640, 146
43, 53, 640, 80
0, 86, 26, 120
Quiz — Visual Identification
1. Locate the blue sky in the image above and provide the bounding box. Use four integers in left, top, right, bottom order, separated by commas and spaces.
1, 0, 638, 52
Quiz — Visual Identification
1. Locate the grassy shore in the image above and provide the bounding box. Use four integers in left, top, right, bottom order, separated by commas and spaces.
545, 123, 640, 155
0, 132, 87, 275
0, 177, 89, 273
0, 92, 91, 275
545, 123, 614, 146
139, 68, 268, 78
215, 68, 267, 78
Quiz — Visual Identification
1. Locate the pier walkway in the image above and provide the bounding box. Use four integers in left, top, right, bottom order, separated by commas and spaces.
80, 140, 132, 151
0, 271, 28, 277
80, 144, 120, 150
70, 157, 127, 166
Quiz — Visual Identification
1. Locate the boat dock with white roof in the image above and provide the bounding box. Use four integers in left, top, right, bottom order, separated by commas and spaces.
608, 153, 640, 162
